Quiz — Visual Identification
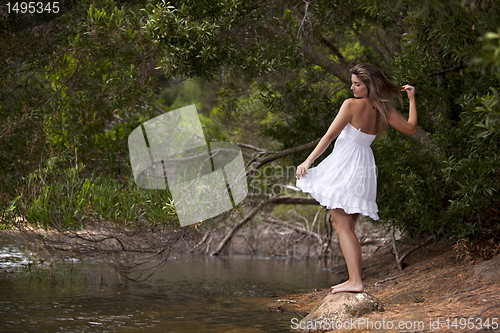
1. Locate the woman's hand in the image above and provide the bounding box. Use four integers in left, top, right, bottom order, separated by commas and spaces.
401, 84, 415, 99
390, 84, 417, 135
296, 160, 312, 180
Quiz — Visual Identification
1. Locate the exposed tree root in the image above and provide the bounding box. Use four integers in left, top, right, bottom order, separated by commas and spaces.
391, 229, 434, 270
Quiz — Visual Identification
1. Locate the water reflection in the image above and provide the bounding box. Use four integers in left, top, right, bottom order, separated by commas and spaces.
0, 235, 339, 332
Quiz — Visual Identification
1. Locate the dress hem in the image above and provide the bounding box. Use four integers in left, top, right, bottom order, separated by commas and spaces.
297, 184, 379, 220
295, 122, 380, 220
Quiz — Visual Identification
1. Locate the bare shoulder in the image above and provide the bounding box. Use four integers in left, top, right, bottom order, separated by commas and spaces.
340, 98, 361, 110
344, 98, 365, 107
341, 98, 365, 114
344, 98, 361, 105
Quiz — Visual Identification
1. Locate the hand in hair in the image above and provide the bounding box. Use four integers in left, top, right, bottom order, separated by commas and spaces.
401, 85, 415, 100
389, 84, 417, 134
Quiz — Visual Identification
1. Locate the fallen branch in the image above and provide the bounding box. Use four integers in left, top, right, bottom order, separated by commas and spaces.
188, 231, 210, 254
374, 274, 403, 287
477, 302, 500, 316
261, 213, 323, 243
210, 195, 322, 256
236, 142, 266, 153
452, 287, 478, 295
250, 138, 321, 169
210, 200, 269, 256
392, 231, 434, 271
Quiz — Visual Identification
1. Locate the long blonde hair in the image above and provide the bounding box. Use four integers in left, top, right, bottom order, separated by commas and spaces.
349, 63, 403, 134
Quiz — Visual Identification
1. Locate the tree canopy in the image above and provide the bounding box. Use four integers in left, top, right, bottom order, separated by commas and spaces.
1, 0, 499, 243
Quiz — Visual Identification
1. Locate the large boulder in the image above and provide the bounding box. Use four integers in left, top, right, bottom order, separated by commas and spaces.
472, 254, 500, 285
299, 292, 381, 332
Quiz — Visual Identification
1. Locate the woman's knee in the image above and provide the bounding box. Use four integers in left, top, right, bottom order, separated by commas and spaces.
331, 209, 358, 233
332, 217, 353, 233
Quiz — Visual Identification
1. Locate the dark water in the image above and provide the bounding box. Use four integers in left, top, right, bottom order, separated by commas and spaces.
0, 235, 340, 332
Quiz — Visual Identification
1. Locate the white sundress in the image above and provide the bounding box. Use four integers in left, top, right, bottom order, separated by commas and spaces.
296, 122, 379, 220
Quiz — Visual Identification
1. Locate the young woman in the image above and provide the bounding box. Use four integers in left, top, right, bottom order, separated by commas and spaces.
295, 63, 417, 294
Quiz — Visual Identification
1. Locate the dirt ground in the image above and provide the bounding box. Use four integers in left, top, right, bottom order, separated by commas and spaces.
267, 239, 500, 332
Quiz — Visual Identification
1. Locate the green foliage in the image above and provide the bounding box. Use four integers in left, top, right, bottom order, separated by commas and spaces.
364, 1, 499, 239
0, 0, 187, 232
2, 0, 500, 241
479, 29, 500, 74
260, 69, 348, 165
144, 1, 229, 79
374, 131, 442, 236
8, 160, 178, 231
159, 79, 204, 112
0, 0, 161, 222
472, 88, 500, 138
144, 0, 302, 80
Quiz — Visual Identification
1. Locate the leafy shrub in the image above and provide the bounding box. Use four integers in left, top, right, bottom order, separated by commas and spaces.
4, 161, 178, 231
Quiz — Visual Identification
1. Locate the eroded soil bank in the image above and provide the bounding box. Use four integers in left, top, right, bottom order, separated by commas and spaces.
267, 240, 500, 332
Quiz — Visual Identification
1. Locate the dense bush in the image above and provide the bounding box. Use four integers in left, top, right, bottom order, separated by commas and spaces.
2, 0, 499, 241
6, 158, 178, 231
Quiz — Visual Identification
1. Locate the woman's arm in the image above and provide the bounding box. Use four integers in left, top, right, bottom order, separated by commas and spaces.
296, 99, 353, 179
388, 85, 417, 135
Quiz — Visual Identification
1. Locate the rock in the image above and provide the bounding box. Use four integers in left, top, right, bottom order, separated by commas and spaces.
299, 292, 381, 332
266, 298, 303, 314
472, 254, 500, 284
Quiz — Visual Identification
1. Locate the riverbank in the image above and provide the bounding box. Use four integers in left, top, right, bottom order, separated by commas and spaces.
3, 216, 387, 259
267, 239, 500, 332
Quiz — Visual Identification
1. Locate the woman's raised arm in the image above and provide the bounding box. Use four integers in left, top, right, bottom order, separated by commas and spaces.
388, 85, 417, 135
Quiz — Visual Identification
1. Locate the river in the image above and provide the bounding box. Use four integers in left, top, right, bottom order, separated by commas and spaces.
0, 235, 340, 332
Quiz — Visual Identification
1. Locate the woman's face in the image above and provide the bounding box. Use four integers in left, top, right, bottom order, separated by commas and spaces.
350, 74, 368, 98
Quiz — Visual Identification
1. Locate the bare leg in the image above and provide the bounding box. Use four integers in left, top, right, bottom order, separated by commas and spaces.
329, 208, 363, 293
330, 210, 358, 290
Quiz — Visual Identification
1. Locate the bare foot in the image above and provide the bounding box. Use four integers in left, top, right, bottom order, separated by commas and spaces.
330, 281, 363, 294
330, 280, 349, 290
